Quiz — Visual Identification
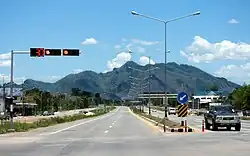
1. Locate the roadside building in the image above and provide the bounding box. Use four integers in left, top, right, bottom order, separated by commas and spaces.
190, 91, 226, 109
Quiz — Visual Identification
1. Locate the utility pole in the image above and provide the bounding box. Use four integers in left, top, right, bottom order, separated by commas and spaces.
148, 56, 151, 115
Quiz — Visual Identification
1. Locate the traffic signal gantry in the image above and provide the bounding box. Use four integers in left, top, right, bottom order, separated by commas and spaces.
7, 47, 80, 131
30, 48, 80, 57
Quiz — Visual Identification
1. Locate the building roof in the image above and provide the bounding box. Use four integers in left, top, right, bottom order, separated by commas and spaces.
195, 91, 223, 96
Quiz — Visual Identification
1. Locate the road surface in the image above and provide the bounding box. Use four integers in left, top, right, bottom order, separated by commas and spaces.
0, 106, 250, 156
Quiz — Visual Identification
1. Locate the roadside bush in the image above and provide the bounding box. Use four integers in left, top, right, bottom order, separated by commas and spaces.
0, 106, 116, 134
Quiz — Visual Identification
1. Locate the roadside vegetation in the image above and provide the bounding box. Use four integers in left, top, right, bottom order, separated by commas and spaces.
227, 84, 250, 111
0, 106, 116, 134
21, 87, 119, 115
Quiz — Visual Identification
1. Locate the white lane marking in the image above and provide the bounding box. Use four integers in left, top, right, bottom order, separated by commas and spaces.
104, 130, 109, 133
109, 125, 112, 128
112, 122, 115, 125
42, 107, 120, 136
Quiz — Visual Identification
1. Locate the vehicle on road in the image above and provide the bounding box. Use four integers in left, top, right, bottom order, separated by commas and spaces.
204, 105, 241, 131
42, 111, 55, 116
168, 107, 176, 115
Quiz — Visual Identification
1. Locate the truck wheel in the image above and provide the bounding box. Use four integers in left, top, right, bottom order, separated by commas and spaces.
235, 123, 241, 131
212, 120, 218, 131
205, 119, 210, 130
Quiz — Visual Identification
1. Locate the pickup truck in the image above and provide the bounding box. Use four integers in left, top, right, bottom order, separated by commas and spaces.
204, 105, 241, 131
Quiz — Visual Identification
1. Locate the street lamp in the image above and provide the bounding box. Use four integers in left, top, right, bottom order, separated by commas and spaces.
131, 10, 200, 118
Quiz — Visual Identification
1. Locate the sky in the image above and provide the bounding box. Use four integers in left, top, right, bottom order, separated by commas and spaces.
0, 0, 250, 85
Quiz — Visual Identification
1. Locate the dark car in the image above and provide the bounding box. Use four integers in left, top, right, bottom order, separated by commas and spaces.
204, 105, 241, 131
243, 110, 250, 116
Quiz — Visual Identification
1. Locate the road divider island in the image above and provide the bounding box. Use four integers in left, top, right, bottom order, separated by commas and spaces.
131, 107, 193, 132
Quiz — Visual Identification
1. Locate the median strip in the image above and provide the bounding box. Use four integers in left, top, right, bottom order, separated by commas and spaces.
131, 107, 194, 133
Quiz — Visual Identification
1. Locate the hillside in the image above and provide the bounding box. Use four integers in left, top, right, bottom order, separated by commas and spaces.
3, 61, 240, 99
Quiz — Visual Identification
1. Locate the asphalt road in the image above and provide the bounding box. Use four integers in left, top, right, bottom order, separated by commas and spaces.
144, 107, 250, 133
0, 106, 250, 156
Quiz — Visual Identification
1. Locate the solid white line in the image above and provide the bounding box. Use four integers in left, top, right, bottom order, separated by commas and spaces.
104, 130, 109, 133
44, 108, 119, 135
109, 125, 112, 128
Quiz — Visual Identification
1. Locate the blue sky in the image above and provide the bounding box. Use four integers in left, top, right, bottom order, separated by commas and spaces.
0, 0, 250, 85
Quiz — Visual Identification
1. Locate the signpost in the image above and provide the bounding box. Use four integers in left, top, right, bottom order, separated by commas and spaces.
177, 92, 188, 104
177, 92, 189, 132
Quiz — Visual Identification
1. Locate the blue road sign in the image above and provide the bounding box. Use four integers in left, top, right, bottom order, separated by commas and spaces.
177, 92, 188, 104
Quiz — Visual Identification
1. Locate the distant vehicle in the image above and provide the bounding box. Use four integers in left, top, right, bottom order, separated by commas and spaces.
42, 111, 54, 116
152, 109, 157, 112
168, 107, 176, 115
204, 105, 241, 131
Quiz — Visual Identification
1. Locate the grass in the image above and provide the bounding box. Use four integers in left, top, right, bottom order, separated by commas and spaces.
241, 116, 250, 120
131, 107, 182, 128
0, 106, 116, 134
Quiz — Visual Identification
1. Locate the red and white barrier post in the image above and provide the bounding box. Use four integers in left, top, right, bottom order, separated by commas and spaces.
184, 120, 187, 132
202, 120, 204, 132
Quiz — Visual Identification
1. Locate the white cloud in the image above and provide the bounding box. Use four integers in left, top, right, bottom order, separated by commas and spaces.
114, 45, 121, 49
0, 53, 11, 67
139, 56, 155, 66
42, 76, 62, 83
0, 52, 11, 60
215, 63, 250, 84
228, 18, 239, 24
106, 52, 132, 71
0, 60, 11, 67
137, 46, 145, 53
0, 74, 25, 84
132, 39, 159, 46
73, 68, 84, 74
81, 38, 98, 45
181, 36, 250, 63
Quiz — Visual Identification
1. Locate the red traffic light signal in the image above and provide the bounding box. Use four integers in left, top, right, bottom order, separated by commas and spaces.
30, 48, 45, 57
62, 49, 80, 56
45, 49, 62, 56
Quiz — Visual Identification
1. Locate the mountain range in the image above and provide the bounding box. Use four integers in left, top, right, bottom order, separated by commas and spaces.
2, 61, 240, 99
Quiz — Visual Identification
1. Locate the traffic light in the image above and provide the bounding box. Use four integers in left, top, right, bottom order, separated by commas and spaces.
30, 48, 45, 57
45, 49, 62, 56
62, 49, 80, 56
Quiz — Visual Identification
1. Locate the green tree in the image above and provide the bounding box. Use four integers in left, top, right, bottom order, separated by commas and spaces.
230, 85, 250, 110
71, 88, 81, 96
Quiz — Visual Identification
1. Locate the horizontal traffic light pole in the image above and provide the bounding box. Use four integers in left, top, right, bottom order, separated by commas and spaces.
30, 48, 81, 57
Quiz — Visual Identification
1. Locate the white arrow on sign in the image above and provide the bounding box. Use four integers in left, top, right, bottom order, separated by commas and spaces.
180, 95, 187, 101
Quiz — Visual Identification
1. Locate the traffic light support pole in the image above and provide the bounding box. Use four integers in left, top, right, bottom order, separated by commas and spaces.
9, 50, 29, 131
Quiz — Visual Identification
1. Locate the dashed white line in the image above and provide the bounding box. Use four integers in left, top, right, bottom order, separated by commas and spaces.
104, 130, 109, 134
109, 125, 112, 128
41, 108, 120, 136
